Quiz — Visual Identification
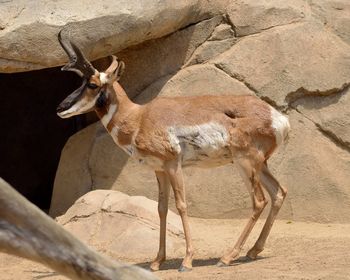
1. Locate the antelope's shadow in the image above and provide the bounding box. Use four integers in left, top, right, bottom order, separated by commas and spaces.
136, 256, 268, 271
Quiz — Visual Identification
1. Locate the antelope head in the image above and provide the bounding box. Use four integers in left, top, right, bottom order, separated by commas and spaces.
56, 31, 125, 118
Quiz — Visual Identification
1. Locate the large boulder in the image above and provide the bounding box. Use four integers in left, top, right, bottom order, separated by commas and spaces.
211, 21, 350, 107
56, 190, 184, 261
0, 0, 227, 73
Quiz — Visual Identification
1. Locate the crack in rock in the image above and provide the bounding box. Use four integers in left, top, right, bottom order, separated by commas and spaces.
182, 15, 224, 66
285, 83, 350, 106
293, 107, 350, 153
126, 15, 224, 100
315, 123, 350, 153
101, 209, 184, 238
62, 209, 184, 238
237, 19, 304, 38
213, 63, 259, 94
184, 38, 236, 67
260, 95, 286, 111
58, 213, 98, 226
212, 62, 290, 113
59, 197, 184, 238
223, 13, 237, 37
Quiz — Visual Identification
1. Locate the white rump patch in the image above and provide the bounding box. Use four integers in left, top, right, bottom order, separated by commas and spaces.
99, 72, 109, 85
101, 103, 117, 127
270, 107, 291, 146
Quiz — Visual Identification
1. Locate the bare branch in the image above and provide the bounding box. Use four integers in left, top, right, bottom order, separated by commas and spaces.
0, 178, 157, 280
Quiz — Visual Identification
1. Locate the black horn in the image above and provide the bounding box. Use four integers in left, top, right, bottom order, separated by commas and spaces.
58, 30, 96, 78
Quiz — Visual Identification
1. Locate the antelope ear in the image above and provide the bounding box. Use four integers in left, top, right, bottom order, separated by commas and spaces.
113, 61, 125, 81
104, 55, 125, 83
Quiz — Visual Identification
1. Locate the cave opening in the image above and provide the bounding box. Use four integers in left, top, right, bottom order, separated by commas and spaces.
0, 67, 86, 210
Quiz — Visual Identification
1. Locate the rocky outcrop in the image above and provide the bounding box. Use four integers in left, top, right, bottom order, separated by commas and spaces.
56, 190, 184, 262
117, 15, 227, 99
212, 21, 350, 108
5, 0, 344, 222
0, 0, 228, 72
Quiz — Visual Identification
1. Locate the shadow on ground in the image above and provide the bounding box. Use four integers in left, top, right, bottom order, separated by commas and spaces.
136, 256, 268, 271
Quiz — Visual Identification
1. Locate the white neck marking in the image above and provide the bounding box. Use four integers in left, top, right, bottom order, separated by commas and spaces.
101, 103, 117, 127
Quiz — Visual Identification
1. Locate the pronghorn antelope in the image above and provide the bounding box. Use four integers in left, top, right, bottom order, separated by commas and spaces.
57, 30, 290, 272
0, 178, 156, 280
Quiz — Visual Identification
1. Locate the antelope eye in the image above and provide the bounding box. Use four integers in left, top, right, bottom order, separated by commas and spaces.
87, 83, 98, 89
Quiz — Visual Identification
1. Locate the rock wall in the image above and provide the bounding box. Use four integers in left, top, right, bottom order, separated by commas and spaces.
13, 0, 348, 222
0, 0, 227, 72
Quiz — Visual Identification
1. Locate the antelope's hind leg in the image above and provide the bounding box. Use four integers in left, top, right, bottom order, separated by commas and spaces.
150, 171, 170, 271
246, 163, 287, 260
218, 158, 268, 266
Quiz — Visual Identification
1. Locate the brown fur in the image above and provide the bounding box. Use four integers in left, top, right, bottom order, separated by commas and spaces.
93, 82, 286, 271
136, 95, 277, 160
57, 55, 289, 272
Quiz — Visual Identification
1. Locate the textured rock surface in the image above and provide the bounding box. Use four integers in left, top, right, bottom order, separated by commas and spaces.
211, 21, 350, 107
309, 0, 350, 44
116, 15, 225, 98
0, 0, 227, 72
226, 0, 310, 37
33, 0, 350, 222
291, 87, 350, 150
137, 64, 254, 104
56, 190, 184, 261
50, 124, 98, 216
269, 110, 350, 222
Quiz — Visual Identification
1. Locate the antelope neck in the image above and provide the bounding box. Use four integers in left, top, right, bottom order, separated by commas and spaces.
95, 82, 141, 133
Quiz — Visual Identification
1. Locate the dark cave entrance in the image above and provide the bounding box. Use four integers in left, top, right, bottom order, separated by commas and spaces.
0, 67, 86, 210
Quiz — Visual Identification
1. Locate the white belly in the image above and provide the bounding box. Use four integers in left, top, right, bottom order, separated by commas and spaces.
110, 122, 233, 170
169, 122, 232, 168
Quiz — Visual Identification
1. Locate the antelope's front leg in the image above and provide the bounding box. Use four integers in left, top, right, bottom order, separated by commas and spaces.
165, 160, 194, 272
150, 171, 170, 271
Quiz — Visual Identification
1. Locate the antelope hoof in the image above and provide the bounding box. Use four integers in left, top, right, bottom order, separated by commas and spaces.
246, 247, 263, 260
149, 262, 160, 272
178, 264, 192, 272
216, 260, 230, 267
149, 257, 165, 271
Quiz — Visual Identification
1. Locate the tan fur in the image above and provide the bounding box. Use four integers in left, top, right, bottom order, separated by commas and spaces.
99, 94, 277, 166
95, 81, 287, 271
57, 55, 290, 272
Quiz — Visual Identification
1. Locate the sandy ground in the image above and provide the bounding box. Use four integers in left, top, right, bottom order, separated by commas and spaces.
0, 218, 349, 280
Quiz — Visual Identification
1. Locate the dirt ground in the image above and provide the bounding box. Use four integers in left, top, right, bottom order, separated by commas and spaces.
1, 218, 349, 280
